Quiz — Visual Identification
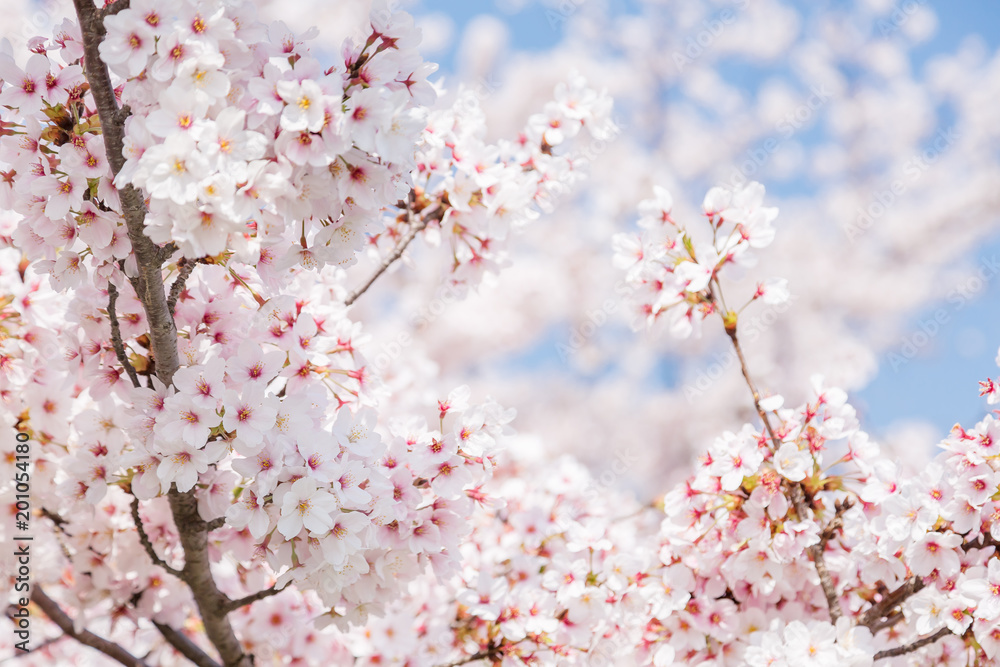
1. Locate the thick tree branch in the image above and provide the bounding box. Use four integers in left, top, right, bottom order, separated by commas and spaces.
872, 627, 952, 661
167, 488, 250, 667
224, 585, 282, 614
31, 586, 151, 667
72, 3, 249, 665
72, 0, 180, 386
108, 282, 141, 388
152, 621, 221, 667
167, 259, 197, 317
130, 496, 182, 577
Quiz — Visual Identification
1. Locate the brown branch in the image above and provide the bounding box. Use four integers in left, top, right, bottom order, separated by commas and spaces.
858, 577, 925, 631
721, 317, 842, 623
152, 621, 221, 667
73, 2, 250, 665
167, 258, 197, 317
30, 586, 151, 667
73, 0, 180, 387
98, 0, 130, 22
873, 626, 952, 661
223, 585, 282, 613
787, 482, 843, 623
869, 610, 905, 635
0, 635, 67, 661
108, 282, 140, 388
130, 496, 181, 577
167, 488, 250, 667
435, 647, 502, 667
345, 199, 429, 306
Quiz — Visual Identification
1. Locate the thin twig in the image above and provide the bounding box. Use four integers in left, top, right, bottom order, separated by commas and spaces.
31, 586, 151, 667
152, 621, 221, 667
223, 585, 282, 613
722, 320, 843, 623
345, 204, 428, 306
167, 259, 197, 317
872, 627, 952, 660
108, 282, 141, 388
130, 496, 182, 577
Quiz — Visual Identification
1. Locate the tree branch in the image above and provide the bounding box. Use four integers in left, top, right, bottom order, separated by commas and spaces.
872, 626, 952, 661
167, 488, 250, 667
130, 496, 182, 577
98, 0, 130, 22
30, 586, 151, 667
858, 577, 925, 631
72, 0, 180, 387
721, 316, 842, 623
786, 481, 843, 623
345, 196, 430, 306
223, 585, 282, 614
108, 282, 140, 389
167, 258, 197, 318
206, 517, 227, 532
152, 621, 221, 667
435, 647, 503, 667
72, 4, 253, 664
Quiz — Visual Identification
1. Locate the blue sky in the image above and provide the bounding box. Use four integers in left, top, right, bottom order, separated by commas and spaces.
412, 0, 1000, 442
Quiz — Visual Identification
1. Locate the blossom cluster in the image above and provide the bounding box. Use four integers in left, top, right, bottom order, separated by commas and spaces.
613, 182, 789, 338
363, 71, 617, 293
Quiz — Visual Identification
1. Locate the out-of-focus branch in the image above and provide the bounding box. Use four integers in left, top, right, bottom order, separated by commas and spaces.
152, 621, 221, 667
30, 586, 151, 667
858, 577, 925, 631
435, 646, 504, 667
130, 496, 181, 577
223, 585, 282, 613
872, 627, 952, 661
